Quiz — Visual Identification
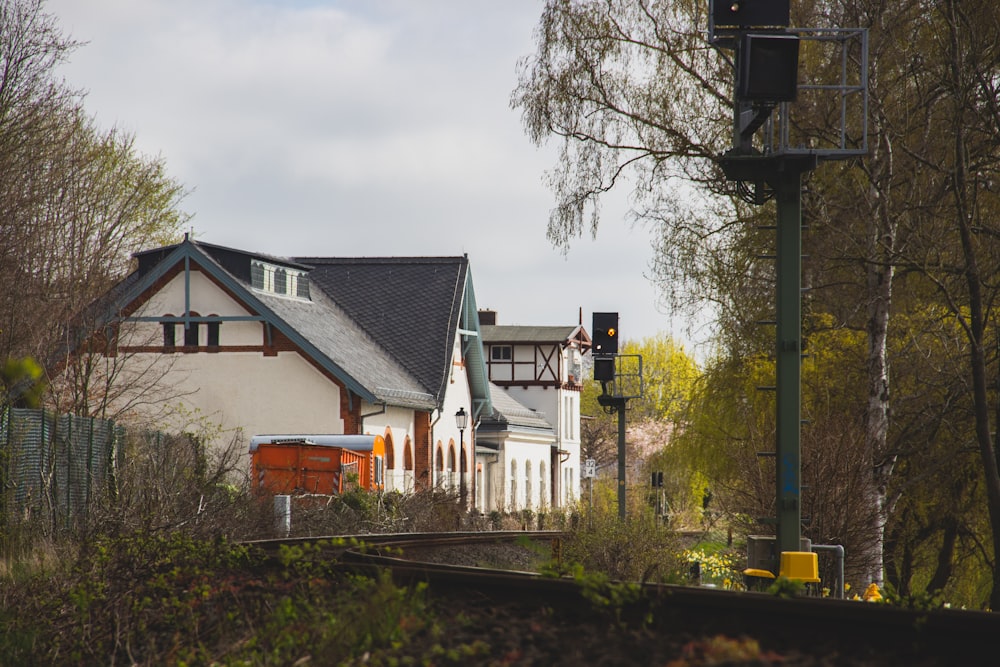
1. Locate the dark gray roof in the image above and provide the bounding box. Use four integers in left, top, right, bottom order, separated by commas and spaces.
252, 280, 433, 408
296, 256, 468, 403
480, 324, 585, 345
480, 383, 554, 432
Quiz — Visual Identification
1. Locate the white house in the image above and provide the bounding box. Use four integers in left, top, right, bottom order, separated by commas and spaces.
475, 310, 590, 511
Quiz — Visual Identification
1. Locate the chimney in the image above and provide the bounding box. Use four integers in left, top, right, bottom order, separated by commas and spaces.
478, 310, 497, 326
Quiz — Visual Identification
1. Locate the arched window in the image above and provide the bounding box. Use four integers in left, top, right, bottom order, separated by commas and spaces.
525, 461, 533, 510
296, 274, 310, 299
274, 268, 287, 294
385, 433, 395, 470
509, 460, 518, 511
251, 262, 265, 289
183, 312, 201, 347
403, 437, 414, 494
447, 443, 456, 490
539, 462, 547, 510
162, 314, 177, 349
206, 314, 220, 348
435, 445, 444, 488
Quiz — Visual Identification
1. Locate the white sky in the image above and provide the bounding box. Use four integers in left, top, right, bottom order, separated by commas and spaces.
46, 0, 702, 350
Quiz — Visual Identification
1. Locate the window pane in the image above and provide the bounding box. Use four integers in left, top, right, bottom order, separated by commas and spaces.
163, 322, 176, 348
207, 322, 220, 347
296, 274, 310, 299
184, 323, 199, 346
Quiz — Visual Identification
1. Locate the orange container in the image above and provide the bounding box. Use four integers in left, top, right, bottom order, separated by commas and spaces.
250, 434, 386, 494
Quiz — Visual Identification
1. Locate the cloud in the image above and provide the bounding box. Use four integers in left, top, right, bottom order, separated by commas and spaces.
45, 0, 690, 348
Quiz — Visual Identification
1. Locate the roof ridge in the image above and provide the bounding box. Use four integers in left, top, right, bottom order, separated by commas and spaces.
293, 256, 467, 265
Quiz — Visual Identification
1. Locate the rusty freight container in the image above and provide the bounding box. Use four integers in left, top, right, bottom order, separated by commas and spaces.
249, 434, 386, 495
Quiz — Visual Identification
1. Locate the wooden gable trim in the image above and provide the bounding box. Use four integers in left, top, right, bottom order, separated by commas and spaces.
486, 342, 564, 385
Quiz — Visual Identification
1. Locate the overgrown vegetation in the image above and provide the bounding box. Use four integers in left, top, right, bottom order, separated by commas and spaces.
0, 419, 954, 665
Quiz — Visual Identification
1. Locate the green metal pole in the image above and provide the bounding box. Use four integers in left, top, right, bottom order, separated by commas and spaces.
618, 400, 627, 521
775, 167, 803, 559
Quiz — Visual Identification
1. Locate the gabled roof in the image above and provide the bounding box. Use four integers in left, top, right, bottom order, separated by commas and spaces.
112, 239, 493, 414
120, 240, 386, 404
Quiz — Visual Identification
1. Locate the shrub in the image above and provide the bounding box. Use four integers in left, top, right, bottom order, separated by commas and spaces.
559, 500, 686, 583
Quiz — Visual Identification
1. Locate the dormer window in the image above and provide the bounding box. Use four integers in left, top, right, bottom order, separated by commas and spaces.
250, 260, 310, 299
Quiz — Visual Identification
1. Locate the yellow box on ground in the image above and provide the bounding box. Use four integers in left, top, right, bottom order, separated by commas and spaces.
779, 551, 820, 583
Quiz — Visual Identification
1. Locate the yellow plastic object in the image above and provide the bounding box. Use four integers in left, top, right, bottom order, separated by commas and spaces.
779, 551, 820, 583
742, 568, 776, 579
863, 583, 882, 602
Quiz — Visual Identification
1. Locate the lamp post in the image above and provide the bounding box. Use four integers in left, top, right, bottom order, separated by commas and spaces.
455, 407, 468, 507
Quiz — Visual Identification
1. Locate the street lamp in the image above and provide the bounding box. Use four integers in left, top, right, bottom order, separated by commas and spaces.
455, 407, 468, 506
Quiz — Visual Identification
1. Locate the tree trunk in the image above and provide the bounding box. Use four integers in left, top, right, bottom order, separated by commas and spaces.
861, 113, 896, 588
927, 517, 958, 595
942, 0, 1000, 611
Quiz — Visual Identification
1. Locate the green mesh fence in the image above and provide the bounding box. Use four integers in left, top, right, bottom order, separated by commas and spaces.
0, 407, 123, 527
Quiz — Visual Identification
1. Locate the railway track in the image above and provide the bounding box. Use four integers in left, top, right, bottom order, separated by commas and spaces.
245, 531, 1000, 665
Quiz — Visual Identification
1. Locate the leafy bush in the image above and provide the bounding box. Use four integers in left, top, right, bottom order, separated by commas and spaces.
559, 499, 686, 583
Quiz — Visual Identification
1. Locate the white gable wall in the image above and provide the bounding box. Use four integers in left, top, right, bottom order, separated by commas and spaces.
499, 385, 581, 508
114, 270, 345, 446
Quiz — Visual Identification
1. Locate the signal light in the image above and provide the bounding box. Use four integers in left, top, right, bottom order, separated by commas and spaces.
738, 33, 800, 103
592, 312, 619, 355
594, 357, 616, 382
712, 0, 790, 28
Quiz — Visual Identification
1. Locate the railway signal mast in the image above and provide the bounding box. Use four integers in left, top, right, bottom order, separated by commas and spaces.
593, 312, 643, 521
710, 1, 868, 563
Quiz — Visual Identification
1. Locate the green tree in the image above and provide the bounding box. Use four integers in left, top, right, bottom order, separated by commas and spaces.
0, 356, 45, 408
513, 0, 1000, 603
619, 335, 698, 422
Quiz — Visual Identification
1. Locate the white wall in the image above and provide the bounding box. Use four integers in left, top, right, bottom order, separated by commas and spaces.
502, 437, 553, 512
431, 335, 473, 496
363, 404, 416, 493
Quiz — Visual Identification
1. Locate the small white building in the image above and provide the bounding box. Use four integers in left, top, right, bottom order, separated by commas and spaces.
475, 311, 590, 511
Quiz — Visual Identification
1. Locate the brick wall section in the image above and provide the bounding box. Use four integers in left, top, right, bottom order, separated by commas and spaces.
340, 391, 361, 434
413, 411, 431, 491
263, 327, 299, 356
